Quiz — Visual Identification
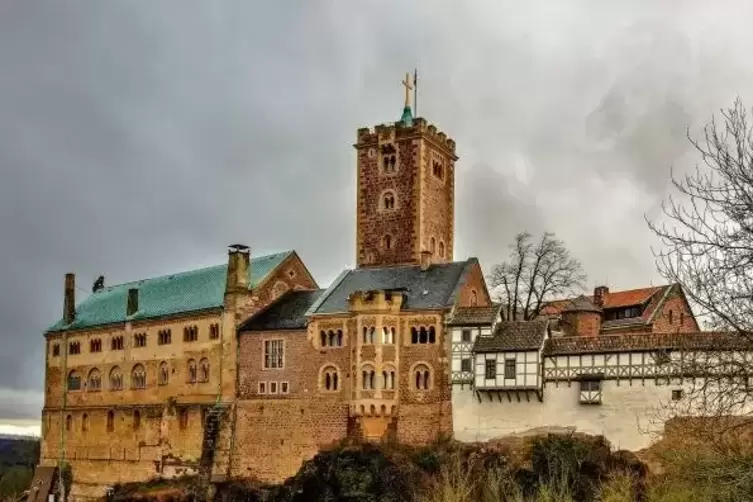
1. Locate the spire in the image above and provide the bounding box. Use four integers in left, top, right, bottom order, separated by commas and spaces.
400, 72, 414, 126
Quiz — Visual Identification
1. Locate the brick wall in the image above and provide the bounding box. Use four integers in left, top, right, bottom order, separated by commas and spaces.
455, 262, 492, 307
651, 287, 699, 332
355, 126, 419, 267
419, 142, 454, 263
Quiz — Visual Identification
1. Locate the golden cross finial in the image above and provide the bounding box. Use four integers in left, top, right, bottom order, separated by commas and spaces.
401, 72, 413, 108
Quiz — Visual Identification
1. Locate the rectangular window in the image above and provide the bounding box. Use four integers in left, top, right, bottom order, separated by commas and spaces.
134, 333, 147, 348
504, 359, 516, 379
485, 359, 496, 380
68, 341, 80, 355
90, 339, 101, 353
258, 382, 267, 394
209, 323, 220, 340
264, 340, 284, 369
461, 358, 472, 372
579, 379, 602, 404
281, 382, 289, 394
52, 344, 60, 357
461, 329, 472, 342
671, 389, 684, 401
269, 381, 278, 394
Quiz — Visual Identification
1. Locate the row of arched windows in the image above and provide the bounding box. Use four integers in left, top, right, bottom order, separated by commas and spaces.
65, 407, 201, 434
320, 329, 343, 347
319, 364, 432, 392
67, 358, 210, 392
410, 326, 437, 344
362, 326, 396, 345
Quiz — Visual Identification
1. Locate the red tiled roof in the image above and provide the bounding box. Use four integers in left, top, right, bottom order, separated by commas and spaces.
540, 285, 668, 316
545, 331, 753, 355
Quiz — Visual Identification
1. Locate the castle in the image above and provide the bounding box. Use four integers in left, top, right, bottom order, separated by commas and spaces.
36, 83, 749, 501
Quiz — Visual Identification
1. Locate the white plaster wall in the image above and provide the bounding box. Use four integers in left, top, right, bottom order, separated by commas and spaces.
475, 351, 539, 388
452, 380, 687, 451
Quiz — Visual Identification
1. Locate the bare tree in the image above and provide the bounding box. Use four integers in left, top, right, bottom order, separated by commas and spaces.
488, 232, 586, 321
647, 98, 753, 448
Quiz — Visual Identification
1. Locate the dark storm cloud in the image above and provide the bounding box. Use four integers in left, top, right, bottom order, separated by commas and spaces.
1, 0, 753, 424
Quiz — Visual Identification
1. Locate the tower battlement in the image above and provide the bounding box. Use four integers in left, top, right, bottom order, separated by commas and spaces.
356, 117, 457, 157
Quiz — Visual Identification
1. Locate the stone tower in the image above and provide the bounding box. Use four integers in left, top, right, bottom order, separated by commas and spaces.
354, 106, 457, 268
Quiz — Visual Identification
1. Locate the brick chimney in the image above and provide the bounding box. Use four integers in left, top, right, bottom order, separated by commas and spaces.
420, 250, 432, 271
593, 285, 609, 308
127, 288, 139, 316
63, 273, 75, 325
226, 244, 250, 293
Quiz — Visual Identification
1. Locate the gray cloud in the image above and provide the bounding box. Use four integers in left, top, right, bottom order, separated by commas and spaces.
2, 0, 753, 421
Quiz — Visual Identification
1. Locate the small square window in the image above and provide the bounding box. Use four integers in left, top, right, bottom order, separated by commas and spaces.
461, 329, 472, 342
269, 382, 278, 394
671, 389, 684, 401
281, 382, 289, 394
258, 382, 267, 394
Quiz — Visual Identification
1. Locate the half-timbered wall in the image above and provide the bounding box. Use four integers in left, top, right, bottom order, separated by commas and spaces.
474, 351, 540, 389
452, 347, 753, 451
449, 326, 491, 384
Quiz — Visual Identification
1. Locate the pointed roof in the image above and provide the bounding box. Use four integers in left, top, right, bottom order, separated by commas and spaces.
47, 251, 294, 332
400, 106, 413, 126
561, 295, 602, 314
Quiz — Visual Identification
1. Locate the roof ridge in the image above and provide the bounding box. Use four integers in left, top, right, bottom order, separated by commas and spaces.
96, 250, 293, 292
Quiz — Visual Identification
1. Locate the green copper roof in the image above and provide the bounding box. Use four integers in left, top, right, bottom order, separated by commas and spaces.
47, 251, 293, 332
400, 106, 413, 126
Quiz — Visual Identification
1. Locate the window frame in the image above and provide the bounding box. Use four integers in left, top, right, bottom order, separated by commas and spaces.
504, 359, 516, 380
485, 359, 496, 380
263, 339, 285, 370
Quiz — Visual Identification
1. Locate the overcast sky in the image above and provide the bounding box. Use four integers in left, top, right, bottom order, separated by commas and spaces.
1, 0, 752, 430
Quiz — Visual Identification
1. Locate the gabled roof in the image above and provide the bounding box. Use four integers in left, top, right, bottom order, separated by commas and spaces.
48, 251, 294, 332
474, 320, 548, 352
541, 285, 673, 322
308, 259, 478, 315
239, 289, 325, 332
447, 304, 502, 326
545, 331, 753, 355
562, 295, 601, 314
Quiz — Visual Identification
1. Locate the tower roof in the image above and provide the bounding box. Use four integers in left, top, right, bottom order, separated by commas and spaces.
561, 294, 602, 314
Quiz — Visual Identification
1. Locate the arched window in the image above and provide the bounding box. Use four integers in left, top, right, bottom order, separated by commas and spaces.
419, 327, 428, 344
470, 290, 478, 307
67, 370, 81, 391
179, 409, 188, 430
336, 329, 343, 346
411, 327, 418, 344
428, 326, 436, 344
322, 366, 340, 392
187, 359, 197, 383
382, 368, 396, 390
87, 368, 101, 391
362, 326, 368, 344
109, 366, 123, 391
328, 330, 336, 346
131, 364, 146, 389
439, 241, 445, 258
381, 143, 397, 172
133, 410, 141, 430
81, 413, 89, 432
106, 410, 115, 433
65, 414, 72, 432
669, 310, 674, 324
199, 358, 210, 383
382, 191, 396, 210
383, 235, 392, 250
383, 326, 394, 344
158, 362, 169, 386
369, 327, 375, 344
430, 237, 436, 254
361, 367, 376, 390
320, 330, 327, 347
414, 364, 432, 390
680, 312, 685, 326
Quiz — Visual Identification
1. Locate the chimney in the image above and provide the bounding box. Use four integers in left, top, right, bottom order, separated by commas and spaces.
420, 250, 432, 271
593, 285, 609, 307
127, 288, 139, 316
226, 244, 250, 293
64, 273, 75, 325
